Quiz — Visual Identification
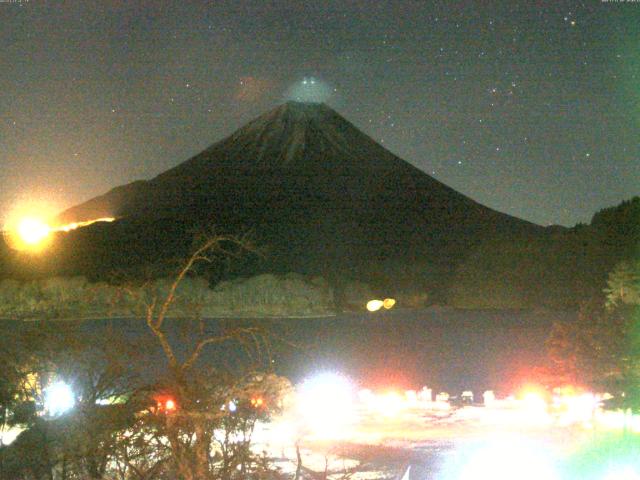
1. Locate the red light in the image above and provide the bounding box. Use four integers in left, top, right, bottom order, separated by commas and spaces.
154, 395, 177, 414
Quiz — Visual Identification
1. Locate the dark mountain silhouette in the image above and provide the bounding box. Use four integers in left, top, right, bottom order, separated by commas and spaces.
9, 101, 638, 309
60, 104, 536, 237
56, 102, 542, 279
0, 101, 571, 306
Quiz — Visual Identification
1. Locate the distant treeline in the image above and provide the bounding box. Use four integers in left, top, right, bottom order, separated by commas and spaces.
0, 273, 336, 320
1, 197, 639, 311
445, 197, 640, 309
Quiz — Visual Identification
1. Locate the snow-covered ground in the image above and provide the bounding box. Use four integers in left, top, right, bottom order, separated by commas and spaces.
252, 390, 640, 479
3, 386, 638, 479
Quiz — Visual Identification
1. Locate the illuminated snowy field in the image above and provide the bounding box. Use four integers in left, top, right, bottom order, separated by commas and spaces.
2, 373, 638, 479
251, 379, 640, 480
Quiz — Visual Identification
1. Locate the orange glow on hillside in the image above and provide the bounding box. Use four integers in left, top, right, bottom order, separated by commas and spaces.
3, 213, 115, 253
55, 217, 115, 232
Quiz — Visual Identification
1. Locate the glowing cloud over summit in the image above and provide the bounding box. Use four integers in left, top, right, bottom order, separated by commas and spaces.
284, 77, 334, 103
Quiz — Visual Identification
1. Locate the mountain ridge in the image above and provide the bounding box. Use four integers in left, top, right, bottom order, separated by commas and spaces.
59, 102, 540, 233
46, 102, 553, 301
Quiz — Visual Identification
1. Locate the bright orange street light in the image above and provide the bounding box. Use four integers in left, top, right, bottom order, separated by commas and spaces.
3, 216, 53, 252
17, 217, 51, 246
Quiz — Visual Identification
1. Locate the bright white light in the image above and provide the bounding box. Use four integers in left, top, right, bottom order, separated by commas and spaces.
400, 466, 411, 480
228, 401, 237, 412
296, 372, 355, 439
447, 438, 560, 480
0, 426, 25, 446
366, 300, 383, 312
44, 381, 75, 416
483, 390, 496, 406
604, 466, 640, 480
562, 393, 601, 423
374, 391, 405, 417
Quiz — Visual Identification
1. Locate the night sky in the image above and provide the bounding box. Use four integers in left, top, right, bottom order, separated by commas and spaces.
2, 1, 639, 227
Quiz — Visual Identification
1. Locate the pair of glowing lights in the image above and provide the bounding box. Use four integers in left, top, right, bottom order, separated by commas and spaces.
366, 298, 396, 312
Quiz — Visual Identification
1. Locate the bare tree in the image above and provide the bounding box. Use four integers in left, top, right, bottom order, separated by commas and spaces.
0, 233, 292, 480
130, 233, 289, 480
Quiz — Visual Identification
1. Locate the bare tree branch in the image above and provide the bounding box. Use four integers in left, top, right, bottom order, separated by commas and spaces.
154, 234, 245, 331
181, 327, 259, 373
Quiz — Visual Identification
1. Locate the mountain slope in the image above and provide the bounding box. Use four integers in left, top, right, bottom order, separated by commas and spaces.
54, 102, 543, 291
